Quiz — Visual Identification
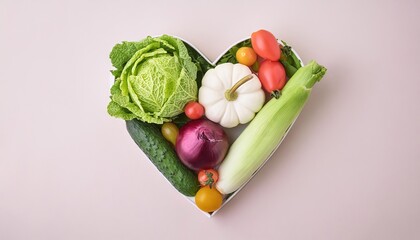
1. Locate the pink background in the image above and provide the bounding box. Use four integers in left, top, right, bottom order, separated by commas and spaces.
1, 0, 420, 239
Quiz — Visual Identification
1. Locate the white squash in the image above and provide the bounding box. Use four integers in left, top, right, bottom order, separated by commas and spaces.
198, 63, 265, 128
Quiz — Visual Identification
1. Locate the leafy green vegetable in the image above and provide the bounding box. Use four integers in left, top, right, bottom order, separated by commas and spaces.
184, 43, 213, 88
172, 113, 190, 128
107, 35, 198, 124
280, 40, 302, 78
217, 39, 252, 64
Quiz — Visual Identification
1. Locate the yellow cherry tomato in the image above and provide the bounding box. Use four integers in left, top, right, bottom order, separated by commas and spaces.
161, 122, 179, 146
195, 186, 223, 212
236, 47, 257, 67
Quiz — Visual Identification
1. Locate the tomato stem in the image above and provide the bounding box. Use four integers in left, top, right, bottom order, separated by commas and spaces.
271, 90, 281, 99
224, 74, 253, 101
204, 171, 214, 188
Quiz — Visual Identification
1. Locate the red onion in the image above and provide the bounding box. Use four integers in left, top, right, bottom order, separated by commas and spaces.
176, 119, 229, 171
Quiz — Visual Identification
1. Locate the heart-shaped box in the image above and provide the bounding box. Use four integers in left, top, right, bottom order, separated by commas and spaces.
110, 35, 305, 217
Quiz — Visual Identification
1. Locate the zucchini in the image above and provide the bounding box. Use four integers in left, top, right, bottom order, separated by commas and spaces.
126, 119, 199, 196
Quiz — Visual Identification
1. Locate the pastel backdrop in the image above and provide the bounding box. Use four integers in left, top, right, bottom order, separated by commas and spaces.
1, 0, 419, 239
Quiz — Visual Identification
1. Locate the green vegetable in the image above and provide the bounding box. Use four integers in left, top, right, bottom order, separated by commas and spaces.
171, 113, 190, 128
184, 43, 213, 88
280, 40, 302, 78
126, 119, 200, 196
107, 35, 198, 124
216, 61, 327, 194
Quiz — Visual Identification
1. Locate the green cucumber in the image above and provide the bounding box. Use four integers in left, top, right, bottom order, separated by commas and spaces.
126, 119, 199, 196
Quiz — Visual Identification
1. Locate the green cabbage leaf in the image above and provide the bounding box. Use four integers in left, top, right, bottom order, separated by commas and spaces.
107, 35, 198, 124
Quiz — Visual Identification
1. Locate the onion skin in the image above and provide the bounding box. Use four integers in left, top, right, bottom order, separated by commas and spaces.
176, 119, 229, 171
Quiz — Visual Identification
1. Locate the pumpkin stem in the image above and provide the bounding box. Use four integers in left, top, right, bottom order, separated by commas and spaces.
224, 74, 253, 101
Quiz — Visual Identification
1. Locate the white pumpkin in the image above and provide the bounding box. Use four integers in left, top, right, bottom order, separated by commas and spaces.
198, 63, 265, 128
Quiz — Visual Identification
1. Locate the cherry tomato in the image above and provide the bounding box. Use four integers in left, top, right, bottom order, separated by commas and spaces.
198, 169, 219, 188
258, 60, 286, 98
251, 29, 281, 61
235, 47, 257, 67
195, 186, 223, 212
161, 122, 179, 146
184, 101, 204, 120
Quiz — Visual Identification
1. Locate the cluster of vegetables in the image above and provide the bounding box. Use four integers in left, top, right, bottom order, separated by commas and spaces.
108, 30, 327, 213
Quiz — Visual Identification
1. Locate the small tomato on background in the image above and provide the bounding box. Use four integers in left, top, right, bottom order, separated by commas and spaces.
258, 60, 286, 98
235, 47, 257, 67
184, 101, 205, 120
251, 29, 281, 61
198, 169, 219, 188
195, 186, 223, 212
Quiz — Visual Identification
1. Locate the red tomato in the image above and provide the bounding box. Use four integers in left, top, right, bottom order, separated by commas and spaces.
251, 30, 281, 61
258, 61, 286, 98
184, 101, 204, 120
198, 169, 219, 188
